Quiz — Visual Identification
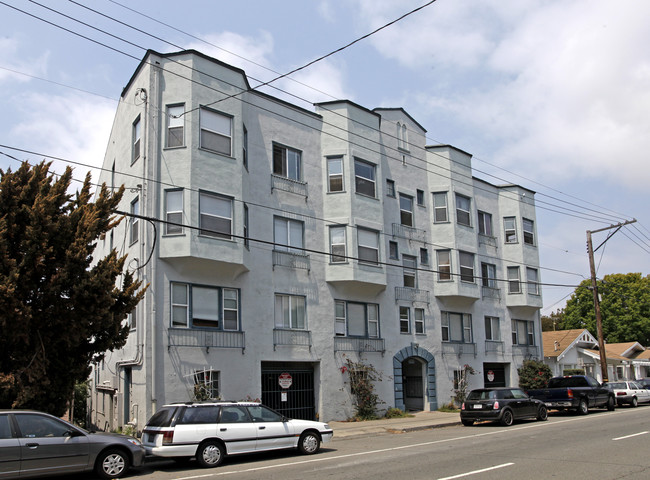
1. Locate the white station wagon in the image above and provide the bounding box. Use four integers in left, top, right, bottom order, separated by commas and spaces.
142, 401, 333, 467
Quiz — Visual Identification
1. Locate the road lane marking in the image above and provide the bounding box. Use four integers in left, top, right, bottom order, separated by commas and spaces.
437, 463, 514, 480
613, 431, 648, 441
170, 409, 650, 480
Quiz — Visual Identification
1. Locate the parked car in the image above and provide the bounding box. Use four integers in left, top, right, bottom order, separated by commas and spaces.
142, 401, 333, 467
0, 409, 144, 479
526, 375, 615, 414
460, 387, 548, 426
607, 381, 650, 407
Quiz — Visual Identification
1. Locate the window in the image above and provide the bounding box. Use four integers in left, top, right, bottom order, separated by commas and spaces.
0, 415, 11, 440
386, 179, 395, 197
397, 123, 408, 150
420, 248, 429, 265
327, 156, 343, 192
171, 282, 239, 330
329, 226, 346, 263
335, 300, 346, 336
403, 255, 417, 287
523, 218, 535, 245
437, 250, 451, 281
455, 194, 471, 226
357, 228, 379, 265
275, 294, 306, 329
130, 197, 139, 245
14, 414, 71, 438
128, 306, 136, 331
504, 217, 517, 243
478, 211, 493, 236
441, 312, 472, 342
433, 192, 448, 223
508, 266, 521, 294
481, 263, 497, 288
459, 251, 475, 283
416, 189, 425, 206
193, 370, 220, 400
243, 204, 249, 248
200, 107, 232, 156
512, 319, 534, 345
527, 267, 539, 295
132, 116, 141, 162
274, 217, 304, 254
199, 192, 232, 239
485, 316, 500, 341
399, 306, 410, 333
399, 193, 414, 226
242, 124, 248, 169
165, 189, 183, 235
166, 104, 184, 148
344, 302, 379, 338
273, 144, 302, 181
415, 308, 425, 334
389, 241, 399, 260
354, 158, 376, 197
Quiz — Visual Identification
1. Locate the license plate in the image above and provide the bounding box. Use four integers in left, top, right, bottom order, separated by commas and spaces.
473, 404, 483, 409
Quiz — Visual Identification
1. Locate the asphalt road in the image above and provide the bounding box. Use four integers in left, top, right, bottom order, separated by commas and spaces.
126, 406, 650, 480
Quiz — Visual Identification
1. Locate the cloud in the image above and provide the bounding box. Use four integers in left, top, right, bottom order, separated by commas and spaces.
9, 92, 116, 185
0, 36, 49, 83
351, 0, 650, 190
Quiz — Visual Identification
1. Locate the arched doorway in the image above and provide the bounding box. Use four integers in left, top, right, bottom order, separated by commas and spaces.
393, 345, 437, 411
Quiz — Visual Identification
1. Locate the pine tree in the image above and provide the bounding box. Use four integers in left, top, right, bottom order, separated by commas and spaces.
0, 161, 145, 415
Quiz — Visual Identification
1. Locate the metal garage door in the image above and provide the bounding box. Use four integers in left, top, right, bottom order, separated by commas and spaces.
261, 362, 315, 420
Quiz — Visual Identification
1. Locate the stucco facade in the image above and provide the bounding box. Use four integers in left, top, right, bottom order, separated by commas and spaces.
90, 50, 543, 432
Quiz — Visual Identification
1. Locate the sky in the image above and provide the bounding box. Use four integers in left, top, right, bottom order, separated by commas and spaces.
1, 0, 649, 315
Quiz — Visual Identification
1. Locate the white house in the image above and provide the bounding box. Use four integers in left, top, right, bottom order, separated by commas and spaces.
90, 49, 543, 432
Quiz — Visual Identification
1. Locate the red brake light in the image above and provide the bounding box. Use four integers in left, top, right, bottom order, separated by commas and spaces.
493, 401, 500, 410
461, 403, 465, 410
617, 392, 625, 396
162, 430, 174, 445
567, 388, 573, 398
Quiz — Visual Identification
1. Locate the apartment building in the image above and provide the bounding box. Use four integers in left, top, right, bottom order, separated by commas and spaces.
90, 49, 543, 431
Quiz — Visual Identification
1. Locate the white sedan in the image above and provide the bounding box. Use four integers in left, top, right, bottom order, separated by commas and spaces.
608, 381, 650, 407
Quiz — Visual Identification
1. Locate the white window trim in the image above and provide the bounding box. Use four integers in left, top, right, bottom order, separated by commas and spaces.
433, 192, 448, 223
199, 191, 233, 239
354, 158, 376, 198
399, 306, 410, 333
200, 107, 232, 156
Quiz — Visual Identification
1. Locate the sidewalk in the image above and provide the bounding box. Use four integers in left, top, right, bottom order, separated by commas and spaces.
328, 410, 460, 438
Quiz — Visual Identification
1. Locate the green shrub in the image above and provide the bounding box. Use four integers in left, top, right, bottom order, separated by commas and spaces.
344, 358, 383, 420
438, 402, 459, 412
518, 360, 552, 390
563, 368, 585, 376
384, 407, 413, 419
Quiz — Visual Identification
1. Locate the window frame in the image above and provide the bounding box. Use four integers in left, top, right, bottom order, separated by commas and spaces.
485, 316, 500, 341
414, 308, 425, 334
242, 124, 248, 170
527, 267, 539, 295
132, 116, 141, 164
441, 312, 472, 343
273, 216, 304, 254
274, 294, 307, 330
437, 249, 452, 281
420, 247, 429, 265
399, 193, 414, 227
357, 227, 379, 265
339, 301, 380, 338
193, 370, 220, 400
432, 192, 448, 223
455, 193, 472, 227
478, 211, 493, 236
386, 179, 396, 197
481, 262, 497, 288
273, 143, 302, 181
199, 191, 233, 239
354, 158, 376, 198
416, 189, 425, 207
512, 319, 535, 346
507, 266, 521, 294
166, 104, 185, 148
523, 218, 535, 246
459, 251, 475, 283
327, 156, 344, 192
130, 197, 139, 245
329, 225, 347, 263
504, 217, 518, 244
170, 282, 240, 331
200, 107, 233, 156
389, 240, 399, 260
164, 189, 183, 235
403, 254, 417, 288
243, 204, 249, 249
399, 306, 410, 333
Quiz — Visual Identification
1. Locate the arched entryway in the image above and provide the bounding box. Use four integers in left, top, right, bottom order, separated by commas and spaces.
393, 345, 437, 411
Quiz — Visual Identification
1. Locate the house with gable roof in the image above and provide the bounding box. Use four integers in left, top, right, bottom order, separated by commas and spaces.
541, 329, 600, 377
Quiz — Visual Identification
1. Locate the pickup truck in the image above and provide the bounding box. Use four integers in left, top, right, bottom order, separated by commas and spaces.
526, 375, 615, 414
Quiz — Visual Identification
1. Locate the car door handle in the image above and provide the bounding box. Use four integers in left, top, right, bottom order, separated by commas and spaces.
220, 428, 227, 432
258, 426, 266, 430
26, 443, 39, 448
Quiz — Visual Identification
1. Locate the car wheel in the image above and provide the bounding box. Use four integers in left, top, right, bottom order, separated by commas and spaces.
500, 409, 514, 426
631, 397, 638, 408
461, 419, 474, 426
607, 395, 616, 411
577, 399, 589, 415
95, 448, 129, 480
196, 441, 225, 468
298, 431, 321, 454
537, 405, 548, 421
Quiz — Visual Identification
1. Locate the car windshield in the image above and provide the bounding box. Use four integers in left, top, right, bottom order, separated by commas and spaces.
608, 382, 626, 389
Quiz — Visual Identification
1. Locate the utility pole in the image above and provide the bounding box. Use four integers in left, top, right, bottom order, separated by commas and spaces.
586, 219, 636, 383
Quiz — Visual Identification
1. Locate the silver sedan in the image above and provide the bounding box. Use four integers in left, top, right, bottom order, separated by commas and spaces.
608, 381, 650, 407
